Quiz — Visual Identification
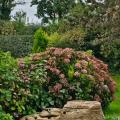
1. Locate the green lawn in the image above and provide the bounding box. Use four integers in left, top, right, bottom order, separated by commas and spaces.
105, 74, 120, 120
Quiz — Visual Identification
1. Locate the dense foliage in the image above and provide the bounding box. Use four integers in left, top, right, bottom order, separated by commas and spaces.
0, 20, 40, 57
0, 51, 47, 119
96, 39, 120, 72
0, 20, 39, 35
0, 35, 33, 57
0, 106, 13, 120
50, 28, 86, 51
48, 32, 61, 47
0, 51, 18, 119
0, 20, 16, 35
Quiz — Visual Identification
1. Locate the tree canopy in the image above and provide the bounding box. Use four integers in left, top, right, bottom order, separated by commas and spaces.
31, 0, 76, 24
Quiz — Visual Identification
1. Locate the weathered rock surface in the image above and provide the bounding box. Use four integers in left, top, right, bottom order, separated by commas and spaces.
20, 101, 104, 120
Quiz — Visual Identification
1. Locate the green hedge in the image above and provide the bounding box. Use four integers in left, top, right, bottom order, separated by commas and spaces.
0, 35, 33, 57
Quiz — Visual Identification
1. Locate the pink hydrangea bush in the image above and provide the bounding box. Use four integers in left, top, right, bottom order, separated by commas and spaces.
29, 48, 116, 108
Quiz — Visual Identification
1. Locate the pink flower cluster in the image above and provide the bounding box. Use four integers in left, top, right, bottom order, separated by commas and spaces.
48, 67, 61, 75
53, 83, 62, 94
75, 63, 81, 69
64, 58, 70, 64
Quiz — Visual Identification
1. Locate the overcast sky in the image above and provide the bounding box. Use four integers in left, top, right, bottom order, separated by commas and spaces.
11, 0, 41, 24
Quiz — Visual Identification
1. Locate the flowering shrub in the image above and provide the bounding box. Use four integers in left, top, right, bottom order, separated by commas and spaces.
0, 48, 116, 119
31, 48, 116, 108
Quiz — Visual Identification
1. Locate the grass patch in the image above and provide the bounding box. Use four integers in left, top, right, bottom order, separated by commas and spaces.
105, 74, 120, 119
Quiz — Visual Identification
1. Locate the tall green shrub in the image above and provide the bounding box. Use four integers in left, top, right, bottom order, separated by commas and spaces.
32, 28, 48, 53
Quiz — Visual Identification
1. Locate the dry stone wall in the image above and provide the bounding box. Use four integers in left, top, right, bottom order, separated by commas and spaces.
20, 101, 104, 120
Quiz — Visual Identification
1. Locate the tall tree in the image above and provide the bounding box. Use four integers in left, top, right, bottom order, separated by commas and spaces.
31, 0, 76, 24
0, 0, 25, 20
65, 0, 120, 39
